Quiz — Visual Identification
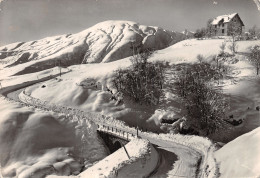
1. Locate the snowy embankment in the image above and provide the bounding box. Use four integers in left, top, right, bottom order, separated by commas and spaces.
46, 139, 158, 178
0, 96, 108, 178
18, 88, 217, 177
141, 132, 218, 178
215, 127, 260, 178
78, 139, 158, 178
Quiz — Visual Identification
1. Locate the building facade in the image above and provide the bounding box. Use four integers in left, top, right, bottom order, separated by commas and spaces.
211, 13, 245, 36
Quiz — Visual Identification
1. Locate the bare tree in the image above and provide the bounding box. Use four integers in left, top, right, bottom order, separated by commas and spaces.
249, 45, 260, 75
174, 63, 230, 135
227, 20, 242, 54
228, 42, 238, 55
219, 42, 226, 54
184, 81, 229, 136
206, 18, 214, 37
112, 49, 166, 105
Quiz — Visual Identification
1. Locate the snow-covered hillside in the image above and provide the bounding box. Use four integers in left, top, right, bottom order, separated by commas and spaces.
215, 127, 260, 178
1, 19, 260, 177
17, 39, 259, 136
0, 97, 108, 177
0, 21, 184, 75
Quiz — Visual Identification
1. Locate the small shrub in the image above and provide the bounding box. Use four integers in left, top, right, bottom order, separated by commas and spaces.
219, 42, 226, 53
197, 54, 204, 63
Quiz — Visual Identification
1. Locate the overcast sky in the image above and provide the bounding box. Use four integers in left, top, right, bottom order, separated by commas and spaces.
0, 0, 259, 46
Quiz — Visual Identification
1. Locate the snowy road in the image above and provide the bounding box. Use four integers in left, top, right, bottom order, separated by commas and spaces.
148, 145, 178, 178
144, 137, 201, 178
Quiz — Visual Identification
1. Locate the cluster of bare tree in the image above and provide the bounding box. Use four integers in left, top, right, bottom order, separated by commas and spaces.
194, 19, 215, 39
111, 43, 236, 136
111, 47, 233, 135
174, 60, 230, 136
112, 50, 166, 106
247, 25, 260, 40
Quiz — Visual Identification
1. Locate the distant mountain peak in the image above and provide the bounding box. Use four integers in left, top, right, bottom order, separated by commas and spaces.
0, 20, 185, 75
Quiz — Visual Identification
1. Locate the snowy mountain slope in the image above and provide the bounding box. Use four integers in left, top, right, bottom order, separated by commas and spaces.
0, 21, 184, 75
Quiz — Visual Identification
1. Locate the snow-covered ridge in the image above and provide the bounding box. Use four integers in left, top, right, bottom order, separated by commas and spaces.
0, 20, 184, 75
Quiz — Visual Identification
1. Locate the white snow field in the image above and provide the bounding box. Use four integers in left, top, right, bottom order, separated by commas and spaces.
1, 20, 260, 177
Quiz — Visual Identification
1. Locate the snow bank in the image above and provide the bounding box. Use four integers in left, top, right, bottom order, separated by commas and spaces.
18, 90, 128, 129
78, 138, 158, 178
141, 132, 218, 177
215, 127, 260, 178
45, 139, 158, 178
0, 96, 108, 178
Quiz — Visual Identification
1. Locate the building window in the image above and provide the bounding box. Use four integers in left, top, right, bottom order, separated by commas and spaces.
222, 29, 225, 34
222, 23, 224, 27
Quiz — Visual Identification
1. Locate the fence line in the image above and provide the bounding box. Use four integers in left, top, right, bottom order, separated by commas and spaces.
18, 90, 137, 140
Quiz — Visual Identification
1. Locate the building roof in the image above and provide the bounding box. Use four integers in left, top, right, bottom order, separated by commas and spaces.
211, 13, 238, 25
